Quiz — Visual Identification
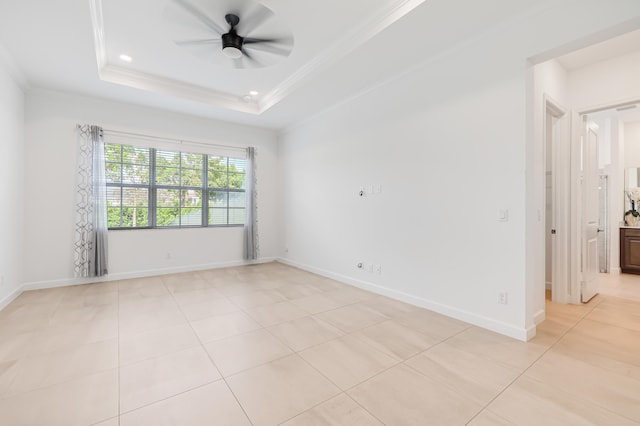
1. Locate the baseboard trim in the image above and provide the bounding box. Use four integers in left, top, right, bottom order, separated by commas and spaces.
0, 286, 22, 311
533, 309, 546, 325
19, 257, 278, 292
525, 323, 537, 341
277, 258, 531, 341
609, 267, 621, 275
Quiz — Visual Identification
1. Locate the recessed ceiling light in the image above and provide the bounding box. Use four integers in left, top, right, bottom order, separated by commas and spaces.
249, 90, 259, 96
119, 54, 133, 62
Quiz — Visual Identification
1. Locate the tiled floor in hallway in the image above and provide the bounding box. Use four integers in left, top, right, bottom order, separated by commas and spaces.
0, 263, 638, 425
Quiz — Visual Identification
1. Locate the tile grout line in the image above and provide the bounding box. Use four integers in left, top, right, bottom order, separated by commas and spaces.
273, 390, 387, 426
116, 380, 222, 417
5, 284, 121, 425
251, 296, 397, 425
582, 294, 640, 334
463, 295, 607, 425
112, 274, 612, 421
535, 293, 640, 424
115, 274, 474, 425
283, 321, 474, 425
280, 350, 391, 426
162, 275, 256, 426
13, 266, 629, 425
0, 286, 121, 420
206, 287, 385, 423
341, 392, 388, 426
286, 310, 467, 423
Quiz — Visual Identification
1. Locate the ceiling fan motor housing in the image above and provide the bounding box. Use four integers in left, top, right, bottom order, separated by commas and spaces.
222, 30, 243, 51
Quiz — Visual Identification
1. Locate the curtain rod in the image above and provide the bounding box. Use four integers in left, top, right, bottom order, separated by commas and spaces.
77, 125, 247, 152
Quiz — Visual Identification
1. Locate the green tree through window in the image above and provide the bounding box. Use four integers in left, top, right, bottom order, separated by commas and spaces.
105, 142, 246, 229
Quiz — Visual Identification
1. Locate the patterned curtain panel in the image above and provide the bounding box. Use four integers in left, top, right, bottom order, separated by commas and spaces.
74, 124, 109, 277
243, 147, 259, 260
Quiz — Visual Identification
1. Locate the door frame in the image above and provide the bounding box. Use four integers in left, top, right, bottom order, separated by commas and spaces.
544, 95, 571, 304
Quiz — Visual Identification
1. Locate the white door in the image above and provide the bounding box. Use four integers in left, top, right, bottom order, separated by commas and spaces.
581, 116, 599, 302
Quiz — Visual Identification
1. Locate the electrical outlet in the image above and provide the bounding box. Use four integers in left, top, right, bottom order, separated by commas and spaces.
498, 292, 508, 305
367, 263, 374, 273
374, 184, 382, 194
375, 265, 382, 274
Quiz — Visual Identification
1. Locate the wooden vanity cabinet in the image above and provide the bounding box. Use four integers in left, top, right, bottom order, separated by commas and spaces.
620, 228, 640, 274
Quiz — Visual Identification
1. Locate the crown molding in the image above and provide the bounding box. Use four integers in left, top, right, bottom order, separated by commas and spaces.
89, 0, 107, 71
88, 0, 426, 116
89, 0, 259, 114
99, 64, 260, 114
0, 42, 29, 90
260, 0, 427, 112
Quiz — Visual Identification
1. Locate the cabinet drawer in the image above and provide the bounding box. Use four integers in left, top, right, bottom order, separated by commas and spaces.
622, 228, 640, 237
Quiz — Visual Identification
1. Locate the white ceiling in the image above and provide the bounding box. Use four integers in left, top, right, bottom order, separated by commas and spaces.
556, 28, 640, 71
2, 0, 639, 130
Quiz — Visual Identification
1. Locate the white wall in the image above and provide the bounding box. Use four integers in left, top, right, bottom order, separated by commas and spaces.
624, 121, 640, 168
23, 90, 279, 287
0, 51, 24, 308
280, 1, 640, 340
569, 51, 640, 111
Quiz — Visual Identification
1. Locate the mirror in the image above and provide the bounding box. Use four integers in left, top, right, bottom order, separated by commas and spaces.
626, 168, 640, 214
627, 168, 640, 189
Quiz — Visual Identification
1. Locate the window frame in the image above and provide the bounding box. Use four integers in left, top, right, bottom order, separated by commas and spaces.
105, 143, 246, 230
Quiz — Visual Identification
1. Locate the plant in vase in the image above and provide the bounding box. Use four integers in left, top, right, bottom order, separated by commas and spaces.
625, 188, 640, 226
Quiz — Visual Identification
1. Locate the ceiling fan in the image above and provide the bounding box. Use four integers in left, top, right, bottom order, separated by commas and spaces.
169, 0, 294, 69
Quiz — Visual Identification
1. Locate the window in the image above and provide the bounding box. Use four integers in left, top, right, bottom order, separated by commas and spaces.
105, 142, 246, 229
106, 144, 151, 228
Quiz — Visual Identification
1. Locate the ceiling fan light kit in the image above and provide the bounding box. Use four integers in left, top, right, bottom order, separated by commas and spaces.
222, 46, 242, 59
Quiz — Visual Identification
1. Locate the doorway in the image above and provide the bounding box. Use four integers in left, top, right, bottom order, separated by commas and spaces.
536, 26, 640, 311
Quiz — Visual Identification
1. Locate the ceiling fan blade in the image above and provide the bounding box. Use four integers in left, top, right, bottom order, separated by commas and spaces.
243, 42, 292, 57
172, 0, 225, 35
241, 48, 264, 68
232, 58, 244, 69
174, 38, 221, 46
243, 37, 283, 45
236, 5, 273, 36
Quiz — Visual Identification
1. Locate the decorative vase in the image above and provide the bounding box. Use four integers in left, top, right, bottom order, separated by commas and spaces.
625, 211, 640, 226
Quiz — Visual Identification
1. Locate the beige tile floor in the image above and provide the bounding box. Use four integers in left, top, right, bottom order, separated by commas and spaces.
0, 263, 639, 425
